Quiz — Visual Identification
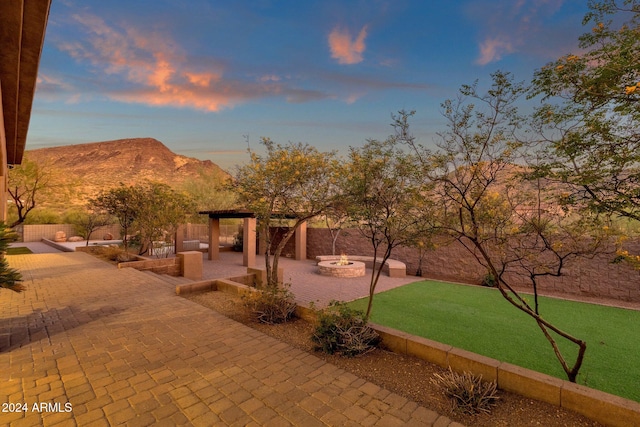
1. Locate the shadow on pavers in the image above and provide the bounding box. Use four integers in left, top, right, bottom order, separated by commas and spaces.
0, 305, 125, 353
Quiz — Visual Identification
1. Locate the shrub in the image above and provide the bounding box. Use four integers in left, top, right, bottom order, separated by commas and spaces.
0, 224, 24, 292
232, 224, 243, 252
99, 245, 134, 262
23, 208, 61, 224
481, 272, 496, 287
431, 368, 499, 415
311, 300, 380, 357
242, 284, 297, 324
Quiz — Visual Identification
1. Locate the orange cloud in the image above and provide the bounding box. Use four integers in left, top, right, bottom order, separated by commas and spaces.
185, 72, 221, 87
59, 13, 286, 112
328, 25, 368, 65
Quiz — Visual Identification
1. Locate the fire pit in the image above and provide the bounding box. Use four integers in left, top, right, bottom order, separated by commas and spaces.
317, 254, 366, 278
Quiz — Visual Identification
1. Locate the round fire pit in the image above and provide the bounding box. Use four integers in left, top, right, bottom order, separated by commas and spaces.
318, 260, 366, 278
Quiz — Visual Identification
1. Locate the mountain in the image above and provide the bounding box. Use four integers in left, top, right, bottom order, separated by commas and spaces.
25, 138, 231, 209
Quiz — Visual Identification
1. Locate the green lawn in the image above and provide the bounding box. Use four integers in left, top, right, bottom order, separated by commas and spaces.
348, 280, 640, 402
6, 247, 33, 255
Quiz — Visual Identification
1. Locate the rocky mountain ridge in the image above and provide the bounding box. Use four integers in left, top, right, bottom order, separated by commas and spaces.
25, 138, 230, 208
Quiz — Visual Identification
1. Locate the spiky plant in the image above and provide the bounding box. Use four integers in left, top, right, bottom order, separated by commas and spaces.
0, 223, 24, 292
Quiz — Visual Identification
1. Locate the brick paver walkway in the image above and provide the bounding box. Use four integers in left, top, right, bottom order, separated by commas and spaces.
1, 252, 462, 426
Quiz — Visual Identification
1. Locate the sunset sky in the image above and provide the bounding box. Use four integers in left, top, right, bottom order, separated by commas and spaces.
29, 0, 590, 171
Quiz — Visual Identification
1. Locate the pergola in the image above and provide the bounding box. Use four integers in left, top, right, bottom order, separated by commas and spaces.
199, 209, 307, 267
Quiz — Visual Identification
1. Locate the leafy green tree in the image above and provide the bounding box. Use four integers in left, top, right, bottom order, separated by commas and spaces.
91, 183, 196, 256
345, 119, 433, 320
404, 72, 612, 382
530, 0, 640, 224
0, 223, 24, 293
133, 182, 196, 255
69, 208, 113, 246
232, 138, 340, 287
7, 155, 67, 227
90, 185, 142, 253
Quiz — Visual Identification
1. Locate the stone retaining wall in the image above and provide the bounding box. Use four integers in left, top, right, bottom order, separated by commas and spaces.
117, 257, 181, 276
371, 323, 640, 427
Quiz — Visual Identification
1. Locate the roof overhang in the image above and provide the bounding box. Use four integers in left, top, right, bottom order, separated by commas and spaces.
199, 209, 303, 220
0, 0, 51, 165
199, 209, 256, 219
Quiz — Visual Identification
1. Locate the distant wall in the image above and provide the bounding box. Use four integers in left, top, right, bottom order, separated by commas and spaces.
20, 224, 121, 242
307, 227, 640, 303
181, 222, 238, 245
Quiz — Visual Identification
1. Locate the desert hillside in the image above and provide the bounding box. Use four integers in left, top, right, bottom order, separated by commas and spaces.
24, 138, 230, 209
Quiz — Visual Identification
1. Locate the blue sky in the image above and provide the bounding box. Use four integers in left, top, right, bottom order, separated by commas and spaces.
29, 0, 589, 171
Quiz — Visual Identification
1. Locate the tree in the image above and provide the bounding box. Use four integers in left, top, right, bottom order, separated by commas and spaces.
90, 185, 141, 254
0, 223, 24, 293
345, 120, 433, 320
323, 200, 351, 256
530, 0, 640, 225
71, 208, 113, 246
90, 183, 196, 256
232, 138, 340, 287
403, 72, 612, 382
133, 182, 196, 256
7, 155, 66, 227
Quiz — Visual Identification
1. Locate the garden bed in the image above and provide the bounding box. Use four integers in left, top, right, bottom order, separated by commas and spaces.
348, 280, 640, 403
184, 290, 600, 427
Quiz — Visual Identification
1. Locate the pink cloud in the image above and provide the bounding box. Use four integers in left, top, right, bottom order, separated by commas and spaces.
471, 0, 568, 65
58, 13, 301, 112
328, 25, 368, 65
185, 72, 221, 88
476, 37, 515, 65
36, 73, 82, 103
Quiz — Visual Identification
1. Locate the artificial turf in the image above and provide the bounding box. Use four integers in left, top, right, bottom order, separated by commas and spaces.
348, 280, 640, 402
6, 247, 33, 255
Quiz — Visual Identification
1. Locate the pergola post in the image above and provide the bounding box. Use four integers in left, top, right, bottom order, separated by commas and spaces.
208, 217, 220, 260
175, 224, 185, 253
295, 221, 307, 261
243, 217, 256, 267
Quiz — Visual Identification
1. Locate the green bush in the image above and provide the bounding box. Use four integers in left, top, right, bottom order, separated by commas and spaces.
23, 208, 61, 224
242, 284, 297, 324
481, 272, 496, 287
431, 368, 499, 415
311, 300, 380, 357
61, 209, 86, 227
0, 223, 24, 292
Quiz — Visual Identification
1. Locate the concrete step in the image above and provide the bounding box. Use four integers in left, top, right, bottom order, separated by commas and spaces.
138, 270, 193, 286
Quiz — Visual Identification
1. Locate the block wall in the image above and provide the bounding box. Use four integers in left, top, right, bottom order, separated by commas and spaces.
307, 228, 640, 303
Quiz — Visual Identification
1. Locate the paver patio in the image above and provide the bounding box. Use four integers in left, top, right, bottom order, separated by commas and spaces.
200, 251, 425, 309
1, 250, 462, 426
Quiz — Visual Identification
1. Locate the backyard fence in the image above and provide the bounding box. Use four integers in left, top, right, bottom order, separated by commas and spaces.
18, 224, 121, 242
307, 227, 640, 303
